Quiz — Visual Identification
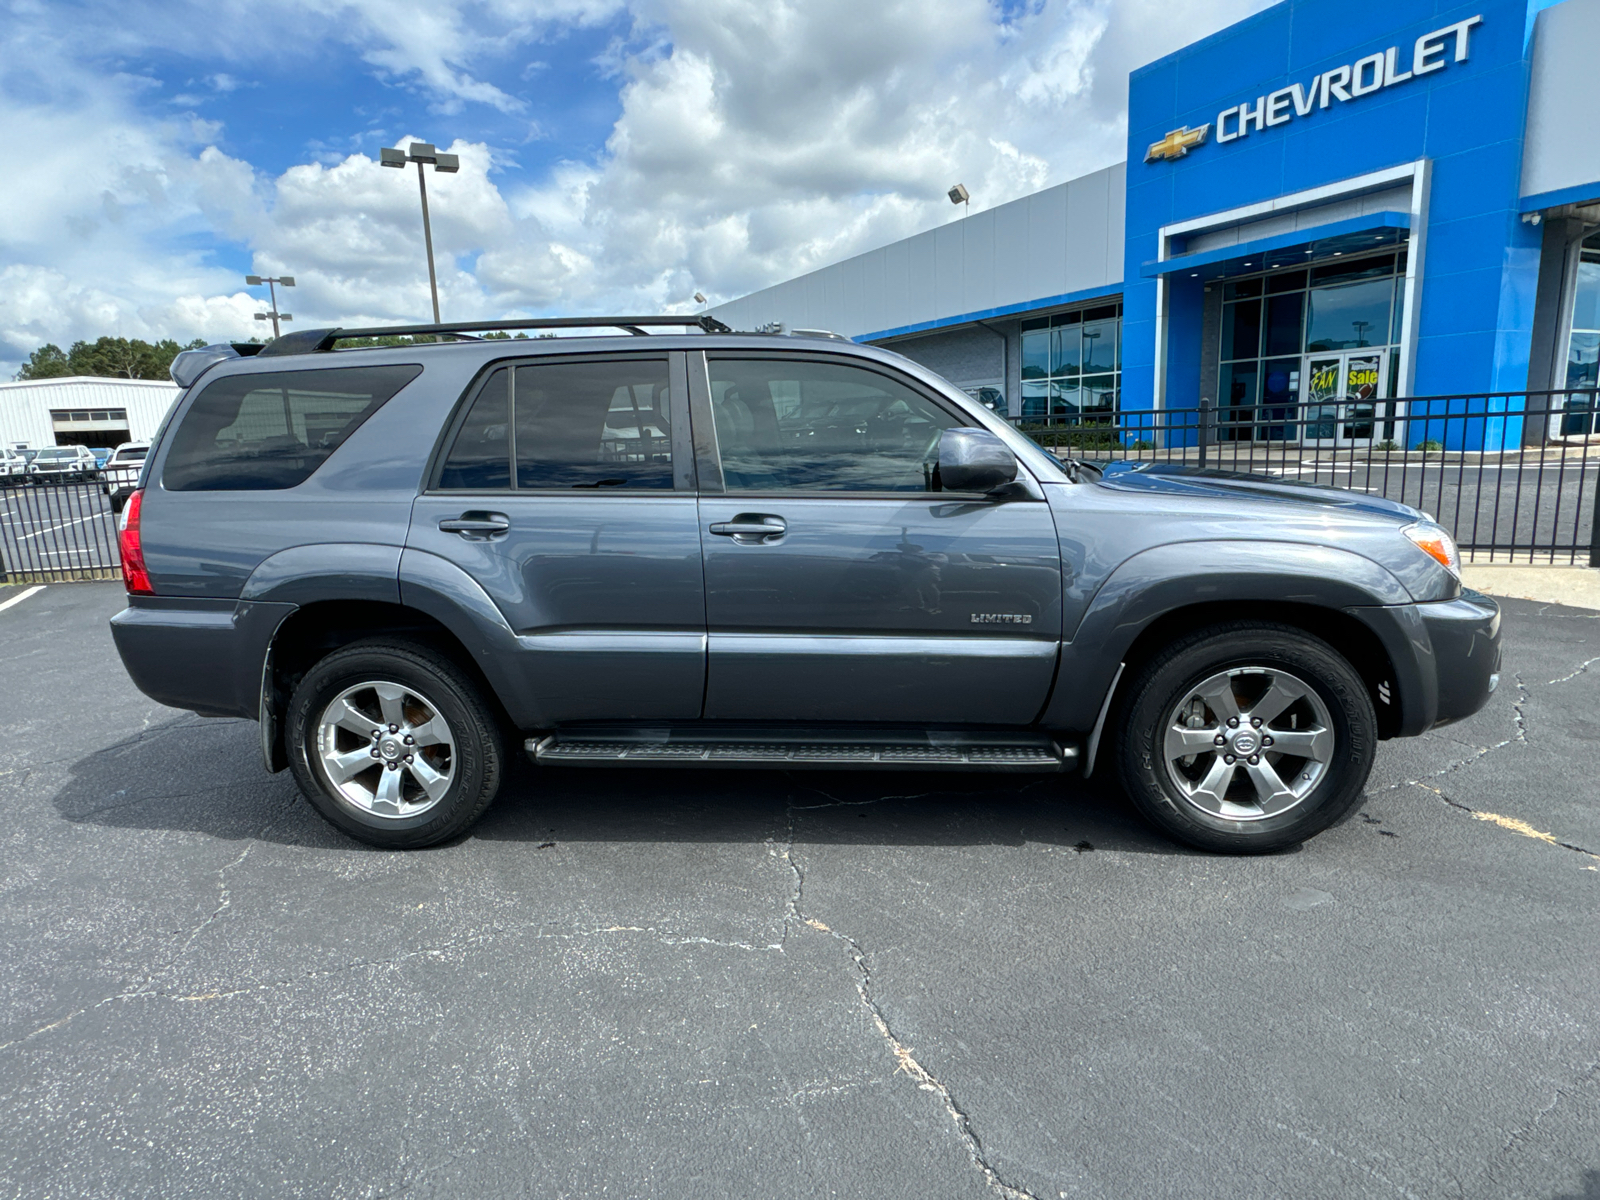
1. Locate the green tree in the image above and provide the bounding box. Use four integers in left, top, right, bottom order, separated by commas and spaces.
15, 344, 73, 379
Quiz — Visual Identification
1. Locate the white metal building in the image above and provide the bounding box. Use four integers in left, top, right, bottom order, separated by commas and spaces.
0, 377, 181, 452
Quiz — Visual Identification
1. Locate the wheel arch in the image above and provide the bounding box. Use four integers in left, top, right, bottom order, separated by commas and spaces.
262, 598, 512, 773
1114, 600, 1406, 739
1047, 540, 1425, 741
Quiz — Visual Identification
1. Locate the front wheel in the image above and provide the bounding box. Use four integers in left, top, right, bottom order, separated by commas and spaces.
286, 639, 507, 848
1116, 622, 1376, 853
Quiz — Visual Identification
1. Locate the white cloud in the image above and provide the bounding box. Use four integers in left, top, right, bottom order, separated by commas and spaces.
0, 0, 1273, 377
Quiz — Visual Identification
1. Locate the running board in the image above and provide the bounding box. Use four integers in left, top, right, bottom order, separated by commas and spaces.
527, 733, 1075, 772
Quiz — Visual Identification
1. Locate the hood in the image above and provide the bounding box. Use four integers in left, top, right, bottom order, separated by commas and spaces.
1090, 460, 1423, 524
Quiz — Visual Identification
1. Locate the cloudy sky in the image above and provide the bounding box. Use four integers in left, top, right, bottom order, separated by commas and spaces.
0, 0, 1271, 376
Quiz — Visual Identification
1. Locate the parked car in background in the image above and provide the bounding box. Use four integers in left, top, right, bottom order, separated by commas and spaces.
111, 318, 1501, 856
89, 447, 113, 469
0, 447, 27, 484
102, 442, 149, 510
27, 445, 99, 483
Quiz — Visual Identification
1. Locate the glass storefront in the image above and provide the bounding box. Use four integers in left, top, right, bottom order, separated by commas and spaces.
1218, 252, 1407, 441
1562, 230, 1599, 434
1020, 302, 1121, 420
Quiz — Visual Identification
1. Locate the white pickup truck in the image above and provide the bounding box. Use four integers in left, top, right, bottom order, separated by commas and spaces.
102, 442, 149, 509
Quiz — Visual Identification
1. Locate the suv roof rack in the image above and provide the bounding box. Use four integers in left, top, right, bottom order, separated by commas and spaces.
255, 314, 735, 358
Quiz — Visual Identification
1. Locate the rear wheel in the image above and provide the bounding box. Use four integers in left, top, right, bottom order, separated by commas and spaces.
1116, 622, 1375, 853
286, 639, 506, 848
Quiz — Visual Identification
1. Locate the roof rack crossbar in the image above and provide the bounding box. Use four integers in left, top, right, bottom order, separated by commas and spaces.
255, 314, 733, 357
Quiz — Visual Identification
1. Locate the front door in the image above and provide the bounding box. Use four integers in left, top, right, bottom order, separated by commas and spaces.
1303, 350, 1386, 446
692, 352, 1062, 726
407, 352, 706, 724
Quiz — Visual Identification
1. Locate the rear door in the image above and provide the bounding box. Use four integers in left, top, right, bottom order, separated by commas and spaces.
407, 352, 706, 724
692, 352, 1062, 726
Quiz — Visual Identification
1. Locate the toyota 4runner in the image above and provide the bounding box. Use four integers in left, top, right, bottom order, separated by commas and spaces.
110, 316, 1501, 852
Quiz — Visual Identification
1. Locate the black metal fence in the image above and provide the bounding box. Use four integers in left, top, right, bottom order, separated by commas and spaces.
3, 387, 1598, 583
0, 478, 124, 584
1015, 388, 1600, 566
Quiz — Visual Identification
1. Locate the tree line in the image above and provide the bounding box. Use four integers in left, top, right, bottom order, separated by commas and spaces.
15, 328, 557, 381
15, 337, 218, 382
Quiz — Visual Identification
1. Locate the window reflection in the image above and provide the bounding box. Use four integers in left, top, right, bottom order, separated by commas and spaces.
1020, 302, 1121, 420
1218, 251, 1405, 440
1562, 234, 1600, 434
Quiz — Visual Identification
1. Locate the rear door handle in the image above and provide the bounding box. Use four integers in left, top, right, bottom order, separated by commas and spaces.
709, 514, 786, 543
438, 512, 511, 538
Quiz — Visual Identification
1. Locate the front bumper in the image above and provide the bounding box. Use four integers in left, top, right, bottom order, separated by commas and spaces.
1418, 587, 1503, 729
1347, 588, 1501, 736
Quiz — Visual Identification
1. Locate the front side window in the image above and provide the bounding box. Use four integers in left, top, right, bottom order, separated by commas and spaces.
708, 358, 964, 492
163, 365, 421, 491
437, 357, 673, 491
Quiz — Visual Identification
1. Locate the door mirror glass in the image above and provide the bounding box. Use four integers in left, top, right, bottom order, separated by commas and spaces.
938, 428, 1017, 493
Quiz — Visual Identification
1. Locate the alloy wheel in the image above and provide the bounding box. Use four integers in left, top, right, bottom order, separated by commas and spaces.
1162, 666, 1335, 821
315, 680, 457, 819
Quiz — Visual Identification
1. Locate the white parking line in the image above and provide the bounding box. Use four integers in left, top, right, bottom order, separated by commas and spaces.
16, 513, 107, 541
0, 585, 46, 613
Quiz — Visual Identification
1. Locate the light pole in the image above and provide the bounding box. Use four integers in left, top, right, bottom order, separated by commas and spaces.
245, 274, 294, 338
380, 142, 460, 323
948, 183, 970, 217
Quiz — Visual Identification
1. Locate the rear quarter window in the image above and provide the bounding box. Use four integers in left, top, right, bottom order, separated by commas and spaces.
162, 365, 421, 491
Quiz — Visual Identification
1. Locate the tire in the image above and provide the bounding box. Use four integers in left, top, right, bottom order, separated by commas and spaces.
286, 639, 507, 849
1115, 622, 1376, 854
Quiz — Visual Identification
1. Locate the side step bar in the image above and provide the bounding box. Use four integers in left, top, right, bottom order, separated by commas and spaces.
527, 734, 1076, 772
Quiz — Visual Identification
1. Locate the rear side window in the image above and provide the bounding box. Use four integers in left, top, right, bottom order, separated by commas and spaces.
437, 357, 672, 490
438, 369, 511, 490
162, 365, 421, 491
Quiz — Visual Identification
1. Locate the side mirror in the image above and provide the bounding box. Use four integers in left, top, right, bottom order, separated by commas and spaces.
938, 427, 1019, 494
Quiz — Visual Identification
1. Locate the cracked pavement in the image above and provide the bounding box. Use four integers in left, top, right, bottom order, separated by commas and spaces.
1, 582, 1597, 1199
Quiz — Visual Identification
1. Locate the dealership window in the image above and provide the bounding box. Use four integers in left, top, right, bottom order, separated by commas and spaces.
1020, 302, 1121, 421
1561, 230, 1600, 434
1217, 252, 1406, 440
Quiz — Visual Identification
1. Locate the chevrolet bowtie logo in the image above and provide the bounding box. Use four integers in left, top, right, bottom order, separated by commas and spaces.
1145, 124, 1211, 163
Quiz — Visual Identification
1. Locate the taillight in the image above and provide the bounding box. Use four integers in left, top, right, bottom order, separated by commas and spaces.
118, 489, 153, 595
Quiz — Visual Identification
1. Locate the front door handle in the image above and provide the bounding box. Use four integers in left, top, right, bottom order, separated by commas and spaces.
709, 514, 786, 544
439, 511, 511, 539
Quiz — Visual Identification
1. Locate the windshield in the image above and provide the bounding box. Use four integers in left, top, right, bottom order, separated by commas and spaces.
116, 447, 148, 461
38, 449, 76, 460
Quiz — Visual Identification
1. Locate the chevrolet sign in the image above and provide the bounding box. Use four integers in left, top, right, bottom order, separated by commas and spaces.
1147, 14, 1481, 164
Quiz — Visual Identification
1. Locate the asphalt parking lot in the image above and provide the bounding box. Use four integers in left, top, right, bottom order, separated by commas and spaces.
1, 582, 1596, 1199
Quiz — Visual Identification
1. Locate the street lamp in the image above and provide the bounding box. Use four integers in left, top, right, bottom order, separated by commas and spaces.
380, 142, 460, 323
948, 183, 970, 217
245, 274, 294, 338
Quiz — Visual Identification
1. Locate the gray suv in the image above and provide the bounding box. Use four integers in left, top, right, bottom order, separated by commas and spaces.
110, 316, 1501, 853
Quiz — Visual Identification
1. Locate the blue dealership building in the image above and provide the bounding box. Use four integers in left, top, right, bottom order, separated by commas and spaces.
711, 0, 1600, 450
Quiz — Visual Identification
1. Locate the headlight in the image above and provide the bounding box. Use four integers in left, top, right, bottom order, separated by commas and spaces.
1403, 522, 1461, 579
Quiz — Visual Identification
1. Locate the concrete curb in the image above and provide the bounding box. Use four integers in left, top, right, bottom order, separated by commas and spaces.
1461, 565, 1600, 611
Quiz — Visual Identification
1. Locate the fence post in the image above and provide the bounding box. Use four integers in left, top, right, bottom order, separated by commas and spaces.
1198, 397, 1213, 469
